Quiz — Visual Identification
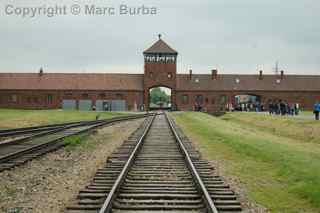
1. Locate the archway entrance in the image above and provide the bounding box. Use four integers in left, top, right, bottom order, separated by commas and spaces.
148, 86, 172, 111
233, 94, 262, 112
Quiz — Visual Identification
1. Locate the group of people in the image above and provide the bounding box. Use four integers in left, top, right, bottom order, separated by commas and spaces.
234, 103, 264, 112
314, 102, 320, 120
268, 100, 300, 116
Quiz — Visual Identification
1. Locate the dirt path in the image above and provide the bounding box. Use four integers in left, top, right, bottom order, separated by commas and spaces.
0, 119, 144, 213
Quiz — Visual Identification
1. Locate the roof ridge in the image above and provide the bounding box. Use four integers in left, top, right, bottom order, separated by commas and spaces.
143, 38, 177, 54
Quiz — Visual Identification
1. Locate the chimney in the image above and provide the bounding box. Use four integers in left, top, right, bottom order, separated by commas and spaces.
212, 69, 218, 80
280, 70, 284, 79
39, 67, 44, 76
189, 69, 192, 80
259, 70, 263, 80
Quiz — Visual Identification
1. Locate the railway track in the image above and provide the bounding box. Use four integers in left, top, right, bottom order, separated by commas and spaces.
0, 120, 103, 138
0, 114, 150, 172
0, 115, 147, 139
66, 113, 242, 213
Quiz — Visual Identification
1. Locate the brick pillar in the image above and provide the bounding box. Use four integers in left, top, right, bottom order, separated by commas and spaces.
144, 89, 149, 112
171, 90, 176, 111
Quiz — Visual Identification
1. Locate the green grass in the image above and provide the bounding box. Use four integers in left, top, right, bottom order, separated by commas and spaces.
63, 133, 101, 152
222, 112, 320, 144
0, 109, 131, 129
63, 134, 89, 149
172, 112, 320, 213
300, 111, 314, 116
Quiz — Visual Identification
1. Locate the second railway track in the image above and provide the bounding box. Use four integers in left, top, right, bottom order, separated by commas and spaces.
0, 114, 150, 172
67, 113, 242, 213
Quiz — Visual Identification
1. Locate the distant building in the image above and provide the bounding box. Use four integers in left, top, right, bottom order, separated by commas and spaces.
1, 36, 320, 111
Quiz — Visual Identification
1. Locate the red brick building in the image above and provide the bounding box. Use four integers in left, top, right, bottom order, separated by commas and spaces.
1, 36, 320, 111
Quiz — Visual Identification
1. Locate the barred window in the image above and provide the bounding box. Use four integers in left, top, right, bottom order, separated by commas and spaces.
99, 93, 106, 98
196, 95, 204, 104
82, 93, 89, 98
47, 94, 53, 104
220, 95, 227, 104
10, 94, 17, 102
116, 93, 123, 99
182, 95, 189, 104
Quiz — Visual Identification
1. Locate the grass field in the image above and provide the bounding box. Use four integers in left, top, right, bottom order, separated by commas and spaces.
172, 112, 320, 213
222, 112, 320, 144
0, 109, 131, 129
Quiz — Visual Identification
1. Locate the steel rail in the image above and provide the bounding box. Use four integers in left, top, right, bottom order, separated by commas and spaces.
165, 112, 219, 213
0, 114, 153, 164
0, 114, 150, 147
0, 121, 92, 137
0, 127, 68, 147
0, 121, 106, 163
0, 114, 147, 137
99, 114, 156, 213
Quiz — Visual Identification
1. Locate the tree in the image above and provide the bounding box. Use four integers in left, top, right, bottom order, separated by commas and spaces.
150, 87, 170, 107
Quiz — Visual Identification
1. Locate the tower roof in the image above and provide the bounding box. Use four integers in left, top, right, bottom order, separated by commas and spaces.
144, 35, 178, 55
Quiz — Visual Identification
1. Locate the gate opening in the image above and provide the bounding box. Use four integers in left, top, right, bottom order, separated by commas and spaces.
149, 87, 172, 111
234, 94, 262, 111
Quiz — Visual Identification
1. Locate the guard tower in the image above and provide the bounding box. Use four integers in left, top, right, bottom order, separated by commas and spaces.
143, 35, 178, 111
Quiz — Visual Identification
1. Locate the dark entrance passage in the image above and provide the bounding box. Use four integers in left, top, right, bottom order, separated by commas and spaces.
149, 86, 172, 111
234, 94, 263, 111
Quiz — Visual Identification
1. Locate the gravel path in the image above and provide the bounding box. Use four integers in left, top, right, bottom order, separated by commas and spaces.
0, 119, 144, 213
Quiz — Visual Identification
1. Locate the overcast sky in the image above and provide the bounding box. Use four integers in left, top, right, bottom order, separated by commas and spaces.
1, 0, 319, 75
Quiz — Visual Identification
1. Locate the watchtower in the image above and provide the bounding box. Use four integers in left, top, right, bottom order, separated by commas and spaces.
143, 34, 178, 111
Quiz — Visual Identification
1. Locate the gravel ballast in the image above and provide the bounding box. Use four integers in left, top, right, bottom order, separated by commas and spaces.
0, 119, 144, 213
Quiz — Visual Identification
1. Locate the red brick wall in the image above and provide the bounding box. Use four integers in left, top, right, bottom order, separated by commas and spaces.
144, 61, 177, 110
0, 90, 61, 109
176, 91, 320, 111
0, 90, 144, 111
0, 89, 318, 111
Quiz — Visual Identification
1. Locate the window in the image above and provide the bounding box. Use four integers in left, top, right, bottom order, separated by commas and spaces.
211, 98, 215, 104
167, 72, 172, 79
10, 94, 17, 102
99, 93, 106, 98
196, 95, 204, 104
220, 95, 227, 104
182, 95, 189, 104
116, 93, 123, 99
47, 94, 53, 104
149, 72, 153, 78
205, 98, 209, 104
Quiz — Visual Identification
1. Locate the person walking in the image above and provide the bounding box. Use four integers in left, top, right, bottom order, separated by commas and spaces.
276, 100, 281, 115
314, 102, 320, 120
268, 100, 273, 115
280, 100, 286, 116
294, 103, 300, 115
290, 103, 295, 116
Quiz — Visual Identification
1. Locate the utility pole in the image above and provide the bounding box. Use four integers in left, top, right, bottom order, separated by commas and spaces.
274, 61, 279, 75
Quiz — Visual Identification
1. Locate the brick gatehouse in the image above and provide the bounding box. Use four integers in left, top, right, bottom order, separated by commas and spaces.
1, 36, 320, 111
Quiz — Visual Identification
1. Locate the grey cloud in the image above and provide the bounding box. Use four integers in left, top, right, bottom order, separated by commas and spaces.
0, 0, 319, 74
